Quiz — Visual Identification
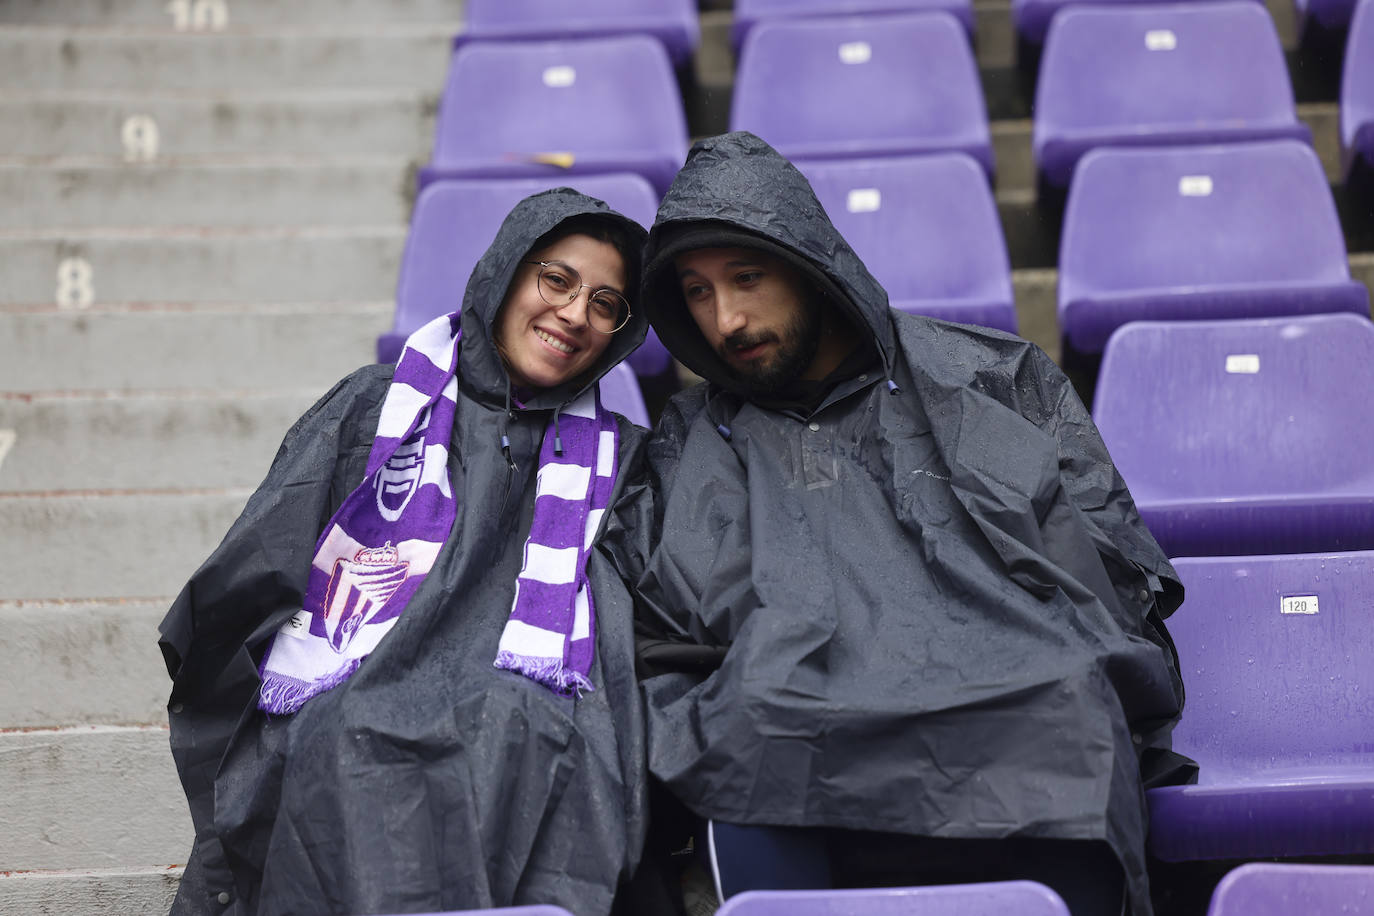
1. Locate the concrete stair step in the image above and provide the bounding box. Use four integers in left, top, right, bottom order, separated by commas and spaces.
0, 726, 191, 870
2, 0, 463, 27
0, 867, 182, 916
0, 24, 458, 92
0, 391, 318, 492
2, 159, 414, 230
0, 599, 172, 728
0, 302, 389, 392
1, 90, 436, 159
0, 227, 405, 307
0, 490, 251, 600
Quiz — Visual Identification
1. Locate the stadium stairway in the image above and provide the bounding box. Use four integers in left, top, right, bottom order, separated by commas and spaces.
0, 1, 458, 912
1, 0, 1371, 913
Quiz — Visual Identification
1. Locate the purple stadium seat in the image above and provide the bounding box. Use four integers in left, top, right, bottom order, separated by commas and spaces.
716, 882, 1070, 915
1341, 0, 1374, 182
1147, 553, 1374, 862
378, 174, 672, 378
1011, 0, 1256, 46
1296, 0, 1362, 32
1093, 315, 1374, 558
1207, 863, 1374, 915
731, 13, 994, 178
796, 154, 1016, 332
599, 361, 650, 427
424, 35, 689, 196
731, 0, 974, 50
1033, 1, 1310, 188
458, 0, 700, 66
373, 908, 575, 916
1058, 140, 1368, 357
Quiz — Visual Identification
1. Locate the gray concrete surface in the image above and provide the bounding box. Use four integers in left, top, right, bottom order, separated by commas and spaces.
0, 727, 191, 870
0, 600, 171, 728
0, 867, 183, 916
0, 303, 389, 392
0, 491, 251, 600
2, 160, 414, 230
0, 227, 405, 306
2, 0, 462, 26
1, 91, 436, 159
0, 26, 459, 92
0, 391, 317, 492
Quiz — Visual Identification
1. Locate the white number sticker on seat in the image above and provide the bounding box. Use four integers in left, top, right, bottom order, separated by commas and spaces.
846, 188, 882, 213
1224, 354, 1260, 374
1179, 175, 1213, 197
1145, 29, 1177, 51
1281, 595, 1319, 615
543, 66, 577, 88
838, 41, 872, 64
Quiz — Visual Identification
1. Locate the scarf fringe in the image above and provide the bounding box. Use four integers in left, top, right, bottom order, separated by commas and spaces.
259, 657, 364, 716
493, 650, 595, 698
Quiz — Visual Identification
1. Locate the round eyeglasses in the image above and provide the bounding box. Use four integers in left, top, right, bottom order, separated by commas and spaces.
525, 260, 631, 334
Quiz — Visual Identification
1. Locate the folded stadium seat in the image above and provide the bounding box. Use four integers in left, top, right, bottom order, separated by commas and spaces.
1033, 1, 1310, 189
1011, 0, 1251, 46
731, 0, 975, 51
716, 882, 1070, 915
1206, 863, 1374, 915
377, 174, 672, 380
1341, 0, 1374, 184
796, 153, 1016, 332
1093, 315, 1374, 558
731, 13, 994, 179
1058, 140, 1368, 359
599, 361, 651, 427
422, 35, 689, 196
1147, 553, 1374, 862
458, 0, 700, 66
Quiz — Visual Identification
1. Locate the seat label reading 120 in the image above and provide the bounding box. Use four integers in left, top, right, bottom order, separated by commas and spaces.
1281, 595, 1320, 615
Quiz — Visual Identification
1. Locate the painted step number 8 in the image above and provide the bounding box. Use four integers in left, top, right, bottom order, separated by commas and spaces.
166, 0, 228, 31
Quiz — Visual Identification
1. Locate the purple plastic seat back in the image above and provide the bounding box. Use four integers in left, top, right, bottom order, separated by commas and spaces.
731, 0, 974, 49
1058, 140, 1368, 355
425, 35, 688, 195
380, 174, 671, 377
1295, 0, 1362, 31
732, 13, 993, 178
1033, 1, 1309, 187
796, 154, 1016, 332
1093, 315, 1374, 557
459, 0, 700, 65
1147, 553, 1374, 861
1208, 863, 1374, 915
599, 361, 650, 427
1011, 0, 1257, 45
717, 881, 1070, 915
1341, 0, 1374, 179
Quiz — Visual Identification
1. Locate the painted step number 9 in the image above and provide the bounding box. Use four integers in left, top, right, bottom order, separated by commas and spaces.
166, 0, 228, 31
57, 258, 94, 309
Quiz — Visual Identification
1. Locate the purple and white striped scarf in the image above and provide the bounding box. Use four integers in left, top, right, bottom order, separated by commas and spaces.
258, 311, 619, 714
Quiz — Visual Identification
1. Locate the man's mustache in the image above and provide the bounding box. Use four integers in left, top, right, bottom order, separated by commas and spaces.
722, 331, 777, 355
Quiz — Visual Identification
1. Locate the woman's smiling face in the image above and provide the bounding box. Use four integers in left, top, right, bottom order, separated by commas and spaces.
495, 233, 626, 390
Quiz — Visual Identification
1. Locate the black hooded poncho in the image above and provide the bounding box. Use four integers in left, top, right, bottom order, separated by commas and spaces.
159, 190, 651, 916
600, 132, 1192, 915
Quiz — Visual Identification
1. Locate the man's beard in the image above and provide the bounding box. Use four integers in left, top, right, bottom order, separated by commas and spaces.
719, 296, 823, 396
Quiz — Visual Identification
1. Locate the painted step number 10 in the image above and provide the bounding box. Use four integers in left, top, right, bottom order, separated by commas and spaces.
166, 0, 228, 31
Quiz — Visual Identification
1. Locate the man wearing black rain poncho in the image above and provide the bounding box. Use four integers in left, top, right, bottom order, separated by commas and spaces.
601, 132, 1194, 916
158, 190, 652, 915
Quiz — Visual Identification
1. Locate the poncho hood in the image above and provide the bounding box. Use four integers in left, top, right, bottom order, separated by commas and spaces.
459, 187, 648, 410
641, 131, 896, 388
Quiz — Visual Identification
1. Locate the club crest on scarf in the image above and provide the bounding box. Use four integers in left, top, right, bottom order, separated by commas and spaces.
322, 542, 409, 653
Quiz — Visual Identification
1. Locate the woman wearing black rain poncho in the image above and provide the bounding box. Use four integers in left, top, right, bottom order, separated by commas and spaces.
158, 190, 651, 915
600, 133, 1195, 916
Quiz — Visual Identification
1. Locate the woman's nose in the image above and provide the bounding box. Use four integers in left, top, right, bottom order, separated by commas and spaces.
554, 289, 592, 327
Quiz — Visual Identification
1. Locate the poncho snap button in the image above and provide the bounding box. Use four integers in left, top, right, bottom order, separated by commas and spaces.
1137, 588, 1150, 602
171, 703, 184, 714
217, 891, 231, 905
808, 422, 820, 431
